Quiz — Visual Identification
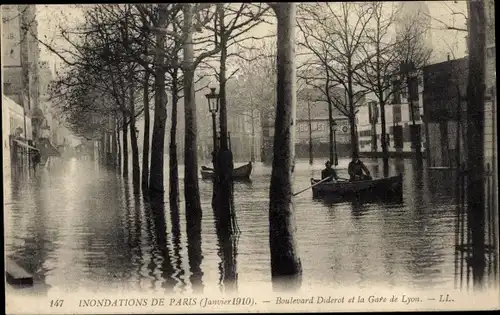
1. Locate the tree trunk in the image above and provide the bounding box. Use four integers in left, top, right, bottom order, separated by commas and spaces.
169, 72, 180, 208
122, 117, 129, 178
214, 6, 235, 233
347, 85, 359, 158
251, 114, 256, 162
269, 3, 302, 291
466, 0, 486, 289
142, 67, 151, 191
103, 128, 109, 165
183, 4, 202, 215
129, 86, 140, 189
111, 116, 117, 169
183, 4, 203, 293
149, 4, 168, 194
380, 100, 389, 176
117, 121, 122, 171
307, 99, 313, 165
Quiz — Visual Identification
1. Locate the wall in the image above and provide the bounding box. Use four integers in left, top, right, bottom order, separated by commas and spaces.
1, 5, 22, 67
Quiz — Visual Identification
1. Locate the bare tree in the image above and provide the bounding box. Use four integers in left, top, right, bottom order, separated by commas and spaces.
227, 39, 278, 162
199, 3, 272, 234
267, 2, 302, 291
296, 85, 318, 165
297, 2, 374, 158
354, 2, 431, 173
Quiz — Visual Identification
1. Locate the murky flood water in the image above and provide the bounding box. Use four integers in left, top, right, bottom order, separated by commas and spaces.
4, 158, 459, 294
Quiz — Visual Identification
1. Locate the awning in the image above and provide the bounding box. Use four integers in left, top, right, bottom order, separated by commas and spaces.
13, 139, 39, 151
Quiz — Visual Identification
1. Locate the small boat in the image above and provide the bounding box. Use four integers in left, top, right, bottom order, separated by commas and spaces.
201, 162, 253, 180
311, 174, 403, 200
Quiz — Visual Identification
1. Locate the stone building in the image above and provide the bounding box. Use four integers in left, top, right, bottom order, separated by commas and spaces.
2, 5, 38, 142
2, 5, 40, 176
483, 0, 496, 173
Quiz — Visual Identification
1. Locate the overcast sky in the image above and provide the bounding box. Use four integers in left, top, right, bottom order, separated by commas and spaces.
36, 2, 468, 73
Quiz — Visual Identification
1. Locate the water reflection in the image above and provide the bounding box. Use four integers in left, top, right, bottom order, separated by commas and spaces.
168, 200, 186, 291
213, 184, 239, 293
185, 202, 204, 293
4, 158, 467, 293
147, 196, 176, 291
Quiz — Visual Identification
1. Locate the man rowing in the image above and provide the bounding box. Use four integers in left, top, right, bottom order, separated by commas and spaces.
348, 154, 372, 181
321, 160, 339, 182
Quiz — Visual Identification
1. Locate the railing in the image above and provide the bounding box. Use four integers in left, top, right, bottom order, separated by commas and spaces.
455, 162, 499, 290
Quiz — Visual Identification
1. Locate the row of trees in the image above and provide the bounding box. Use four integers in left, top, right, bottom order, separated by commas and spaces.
40, 4, 270, 201
31, 2, 480, 289
222, 2, 432, 171
36, 3, 302, 288
295, 2, 431, 169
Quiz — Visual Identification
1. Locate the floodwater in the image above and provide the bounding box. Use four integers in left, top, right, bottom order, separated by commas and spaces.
4, 157, 459, 294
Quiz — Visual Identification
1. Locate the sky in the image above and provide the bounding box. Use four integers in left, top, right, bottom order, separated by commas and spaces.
35, 2, 468, 75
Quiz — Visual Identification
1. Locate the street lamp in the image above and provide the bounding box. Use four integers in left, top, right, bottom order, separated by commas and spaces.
331, 120, 338, 166
205, 87, 220, 167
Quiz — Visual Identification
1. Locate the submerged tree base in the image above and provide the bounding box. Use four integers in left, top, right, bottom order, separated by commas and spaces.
271, 274, 303, 292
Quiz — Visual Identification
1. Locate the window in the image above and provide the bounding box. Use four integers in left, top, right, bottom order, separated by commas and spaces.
393, 105, 402, 123
10, 118, 15, 134
487, 47, 495, 58
408, 76, 419, 102
4, 82, 12, 93
392, 79, 401, 104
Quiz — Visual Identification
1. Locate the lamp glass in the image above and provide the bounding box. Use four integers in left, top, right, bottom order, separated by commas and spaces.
212, 97, 219, 113
205, 88, 219, 113
331, 120, 338, 131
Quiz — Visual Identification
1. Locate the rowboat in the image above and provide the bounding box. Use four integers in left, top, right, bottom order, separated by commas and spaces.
201, 162, 253, 180
310, 174, 403, 200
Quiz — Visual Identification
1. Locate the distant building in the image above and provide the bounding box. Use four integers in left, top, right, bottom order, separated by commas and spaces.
261, 86, 350, 162
2, 5, 42, 175
422, 57, 467, 167
2, 5, 42, 140
483, 0, 496, 171
357, 70, 425, 156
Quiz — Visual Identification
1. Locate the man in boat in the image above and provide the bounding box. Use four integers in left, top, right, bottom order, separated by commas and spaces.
321, 160, 339, 182
348, 154, 373, 181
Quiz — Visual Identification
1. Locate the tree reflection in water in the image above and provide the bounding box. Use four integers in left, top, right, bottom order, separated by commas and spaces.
185, 200, 204, 293
169, 199, 186, 291
213, 183, 240, 293
147, 196, 176, 292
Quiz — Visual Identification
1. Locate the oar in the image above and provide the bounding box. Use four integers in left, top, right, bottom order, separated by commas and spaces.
293, 175, 333, 197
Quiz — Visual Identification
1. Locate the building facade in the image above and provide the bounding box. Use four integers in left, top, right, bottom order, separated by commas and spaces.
2, 5, 40, 176
261, 86, 350, 162
2, 5, 43, 139
422, 57, 467, 168
483, 0, 496, 172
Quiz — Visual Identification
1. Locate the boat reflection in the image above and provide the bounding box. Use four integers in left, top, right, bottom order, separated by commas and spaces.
316, 192, 404, 206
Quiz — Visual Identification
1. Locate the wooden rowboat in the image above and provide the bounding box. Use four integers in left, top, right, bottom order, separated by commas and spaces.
201, 162, 253, 180
311, 174, 403, 200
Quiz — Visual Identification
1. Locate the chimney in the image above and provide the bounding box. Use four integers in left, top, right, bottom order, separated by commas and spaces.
447, 53, 451, 61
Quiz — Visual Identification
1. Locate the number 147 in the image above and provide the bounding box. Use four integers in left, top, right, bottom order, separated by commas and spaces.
50, 300, 64, 307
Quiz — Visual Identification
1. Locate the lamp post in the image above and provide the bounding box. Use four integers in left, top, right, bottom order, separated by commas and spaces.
332, 120, 338, 166
205, 87, 220, 168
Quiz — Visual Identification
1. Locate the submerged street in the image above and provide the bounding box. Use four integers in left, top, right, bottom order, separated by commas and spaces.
4, 158, 459, 294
